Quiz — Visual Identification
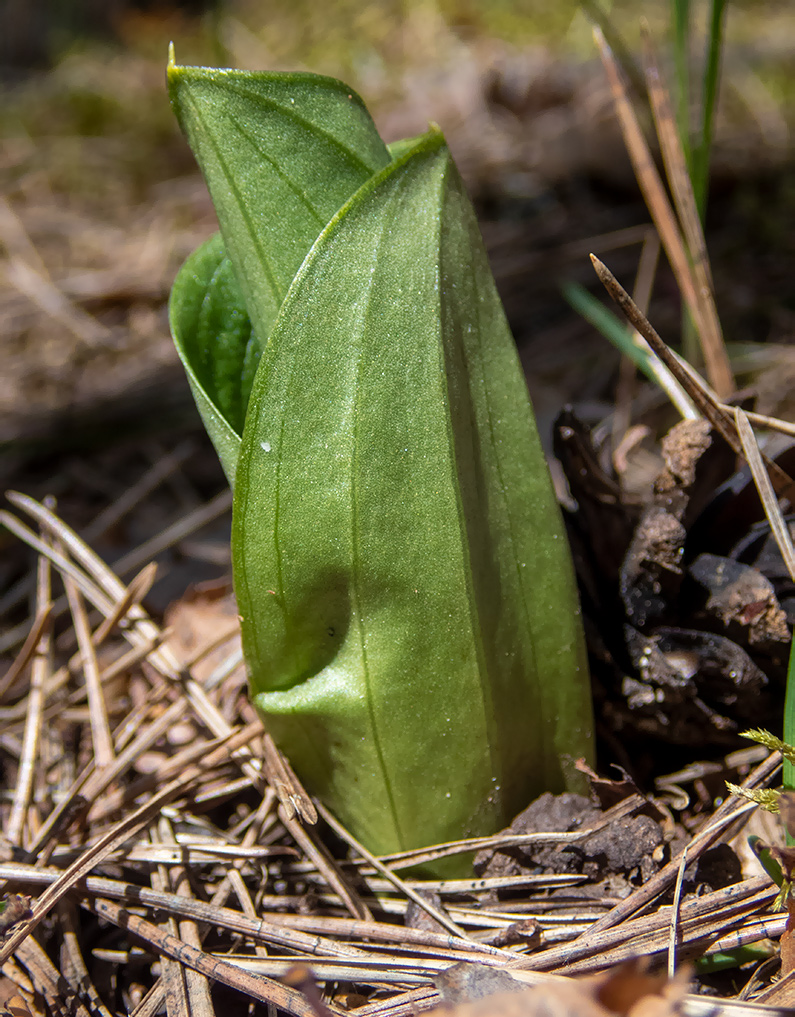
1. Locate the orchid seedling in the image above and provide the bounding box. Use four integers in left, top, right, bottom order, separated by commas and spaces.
167, 49, 594, 865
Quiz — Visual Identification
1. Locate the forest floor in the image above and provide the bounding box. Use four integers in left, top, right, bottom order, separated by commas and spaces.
2, 3, 795, 1014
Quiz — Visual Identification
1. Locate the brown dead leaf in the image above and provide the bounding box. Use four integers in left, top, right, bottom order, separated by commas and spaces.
0, 997, 35, 1017
164, 580, 242, 684
428, 962, 688, 1017
0, 896, 32, 937
0, 996, 35, 1017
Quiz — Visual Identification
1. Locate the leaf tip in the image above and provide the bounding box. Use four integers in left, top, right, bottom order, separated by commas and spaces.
168, 41, 176, 68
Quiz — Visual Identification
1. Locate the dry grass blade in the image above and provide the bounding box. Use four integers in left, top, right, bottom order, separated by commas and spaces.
5, 491, 373, 928
316, 800, 469, 940
593, 25, 733, 399
57, 900, 114, 1017
377, 793, 647, 871
149, 827, 194, 1017
57, 534, 115, 770
0, 861, 377, 959
5, 491, 184, 679
261, 728, 318, 824
511, 876, 775, 975
641, 21, 714, 292
640, 21, 733, 400
5, 256, 109, 348
667, 844, 689, 977
590, 254, 795, 506
90, 561, 158, 648
279, 804, 374, 921
6, 530, 52, 847
755, 966, 795, 1007
0, 756, 212, 964
731, 409, 795, 439
85, 897, 332, 1017
12, 936, 92, 1017
0, 603, 52, 700
734, 408, 795, 583
0, 509, 113, 617
0, 488, 230, 663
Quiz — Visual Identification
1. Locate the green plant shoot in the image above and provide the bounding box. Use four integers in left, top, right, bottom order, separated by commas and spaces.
167, 49, 593, 860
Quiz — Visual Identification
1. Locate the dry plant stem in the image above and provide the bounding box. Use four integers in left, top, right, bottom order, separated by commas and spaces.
1, 630, 165, 727
28, 689, 183, 856
58, 899, 113, 1017
529, 884, 775, 976
90, 561, 158, 648
131, 983, 168, 1017
56, 534, 115, 770
0, 603, 53, 700
0, 510, 112, 615
6, 495, 371, 921
613, 230, 664, 451
0, 862, 380, 959
261, 728, 318, 823
6, 490, 184, 677
87, 721, 261, 823
283, 966, 337, 1017
641, 22, 715, 295
315, 800, 468, 940
6, 256, 109, 348
590, 255, 795, 506
150, 830, 193, 1017
278, 804, 373, 921
6, 540, 52, 847
17, 646, 172, 854
0, 193, 50, 276
85, 897, 329, 1017
593, 25, 733, 398
1, 858, 778, 1006
667, 843, 689, 977
0, 486, 230, 655
81, 699, 194, 817
734, 407, 795, 583
732, 409, 795, 439
225, 866, 270, 958
13, 935, 92, 1017
0, 753, 213, 964
708, 913, 787, 956
756, 966, 795, 1006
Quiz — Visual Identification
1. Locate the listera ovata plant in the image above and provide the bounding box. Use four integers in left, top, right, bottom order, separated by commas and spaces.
167, 47, 594, 862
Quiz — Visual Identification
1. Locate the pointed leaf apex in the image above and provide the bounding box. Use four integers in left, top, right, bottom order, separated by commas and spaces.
168, 41, 176, 68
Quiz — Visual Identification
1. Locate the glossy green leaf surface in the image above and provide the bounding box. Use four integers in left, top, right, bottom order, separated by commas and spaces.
233, 130, 592, 854
167, 57, 390, 481
169, 233, 254, 482
168, 59, 593, 863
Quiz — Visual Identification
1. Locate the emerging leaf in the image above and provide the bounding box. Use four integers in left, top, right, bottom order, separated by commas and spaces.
234, 129, 592, 854
169, 57, 594, 863
168, 57, 390, 480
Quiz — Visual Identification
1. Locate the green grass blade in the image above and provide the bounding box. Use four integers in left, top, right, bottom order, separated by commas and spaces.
670, 0, 693, 173
693, 0, 728, 219
561, 280, 696, 418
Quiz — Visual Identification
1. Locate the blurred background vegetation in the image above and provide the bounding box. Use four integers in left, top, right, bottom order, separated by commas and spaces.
0, 0, 793, 468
